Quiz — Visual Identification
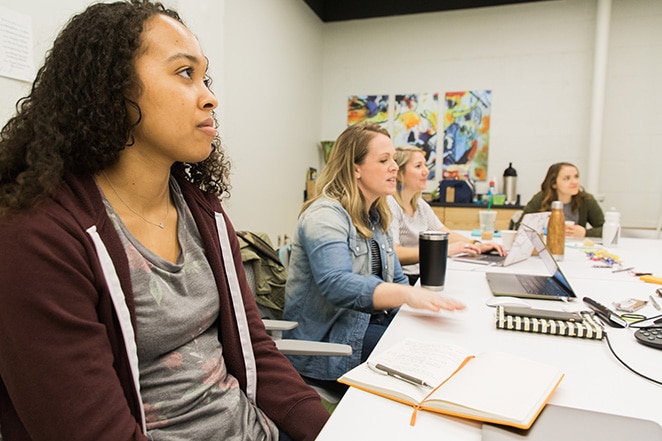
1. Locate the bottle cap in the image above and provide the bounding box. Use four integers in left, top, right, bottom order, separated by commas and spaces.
551, 200, 563, 209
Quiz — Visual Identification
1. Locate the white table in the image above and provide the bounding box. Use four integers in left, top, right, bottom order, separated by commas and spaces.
316, 237, 662, 440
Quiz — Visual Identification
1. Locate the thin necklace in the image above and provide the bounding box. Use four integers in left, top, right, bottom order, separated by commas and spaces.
102, 170, 170, 229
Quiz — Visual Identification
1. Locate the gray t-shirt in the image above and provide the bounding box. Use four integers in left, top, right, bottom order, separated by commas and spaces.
103, 178, 277, 441
563, 202, 579, 224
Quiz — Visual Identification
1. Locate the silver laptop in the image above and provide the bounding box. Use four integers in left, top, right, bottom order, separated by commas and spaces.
485, 224, 577, 301
452, 212, 550, 267
482, 404, 662, 441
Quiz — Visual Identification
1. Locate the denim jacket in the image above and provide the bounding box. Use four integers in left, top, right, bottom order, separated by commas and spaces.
283, 197, 407, 380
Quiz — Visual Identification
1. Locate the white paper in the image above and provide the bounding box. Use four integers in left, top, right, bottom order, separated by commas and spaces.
370, 339, 471, 387
0, 6, 35, 82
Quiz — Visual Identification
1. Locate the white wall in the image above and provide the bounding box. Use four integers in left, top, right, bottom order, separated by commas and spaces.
319, 0, 662, 230
219, 0, 323, 243
600, 0, 662, 229
1, 0, 660, 240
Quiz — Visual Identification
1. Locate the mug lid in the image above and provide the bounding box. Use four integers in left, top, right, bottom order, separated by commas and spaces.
419, 231, 449, 240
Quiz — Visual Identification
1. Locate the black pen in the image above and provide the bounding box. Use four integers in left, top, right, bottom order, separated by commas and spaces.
369, 363, 433, 388
583, 297, 627, 328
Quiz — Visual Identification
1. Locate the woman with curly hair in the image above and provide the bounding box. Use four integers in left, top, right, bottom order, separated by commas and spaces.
0, 2, 328, 440
516, 162, 605, 238
282, 122, 465, 397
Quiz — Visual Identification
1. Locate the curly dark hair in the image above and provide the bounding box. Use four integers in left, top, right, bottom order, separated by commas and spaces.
0, 0, 231, 215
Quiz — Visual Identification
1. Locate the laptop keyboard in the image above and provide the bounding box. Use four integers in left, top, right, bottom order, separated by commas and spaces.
517, 275, 568, 296
481, 254, 506, 262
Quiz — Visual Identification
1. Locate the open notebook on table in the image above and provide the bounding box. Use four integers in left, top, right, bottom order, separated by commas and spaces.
452, 212, 550, 267
338, 338, 564, 430
485, 225, 577, 301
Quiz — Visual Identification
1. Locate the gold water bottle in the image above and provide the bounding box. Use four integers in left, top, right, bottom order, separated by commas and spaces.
547, 201, 565, 261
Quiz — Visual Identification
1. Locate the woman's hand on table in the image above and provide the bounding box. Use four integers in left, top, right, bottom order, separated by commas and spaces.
448, 241, 505, 256
406, 287, 466, 313
476, 241, 506, 256
566, 224, 586, 237
449, 241, 481, 256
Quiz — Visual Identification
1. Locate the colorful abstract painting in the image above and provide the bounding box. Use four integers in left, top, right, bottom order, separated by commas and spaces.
442, 90, 492, 181
392, 93, 438, 180
347, 95, 389, 127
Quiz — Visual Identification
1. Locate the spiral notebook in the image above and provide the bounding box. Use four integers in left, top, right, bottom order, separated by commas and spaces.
495, 305, 604, 340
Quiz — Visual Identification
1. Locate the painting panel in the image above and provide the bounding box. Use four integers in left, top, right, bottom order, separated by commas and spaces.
392, 93, 438, 180
347, 95, 389, 127
442, 90, 492, 181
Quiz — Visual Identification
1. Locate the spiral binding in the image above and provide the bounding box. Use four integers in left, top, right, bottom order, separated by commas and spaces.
495, 306, 604, 340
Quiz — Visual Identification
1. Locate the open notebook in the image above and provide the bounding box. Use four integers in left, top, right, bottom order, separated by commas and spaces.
485, 225, 577, 301
452, 212, 550, 267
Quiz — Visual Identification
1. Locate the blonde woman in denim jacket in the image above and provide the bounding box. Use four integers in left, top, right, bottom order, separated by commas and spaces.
283, 123, 465, 396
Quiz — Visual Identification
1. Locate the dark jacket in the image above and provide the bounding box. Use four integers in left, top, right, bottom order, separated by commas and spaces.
0, 172, 328, 441
516, 191, 605, 238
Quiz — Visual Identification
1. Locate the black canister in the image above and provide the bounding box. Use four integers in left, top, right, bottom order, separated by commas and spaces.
419, 231, 449, 291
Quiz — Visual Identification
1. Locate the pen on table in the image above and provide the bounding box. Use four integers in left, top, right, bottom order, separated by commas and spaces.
370, 363, 433, 388
612, 266, 634, 273
650, 295, 661, 311
582, 296, 627, 328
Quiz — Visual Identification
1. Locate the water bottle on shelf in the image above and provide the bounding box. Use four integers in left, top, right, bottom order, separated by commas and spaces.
602, 207, 621, 247
488, 179, 497, 195
485, 180, 496, 205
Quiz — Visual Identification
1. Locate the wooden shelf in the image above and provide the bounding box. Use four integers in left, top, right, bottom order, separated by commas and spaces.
430, 205, 522, 230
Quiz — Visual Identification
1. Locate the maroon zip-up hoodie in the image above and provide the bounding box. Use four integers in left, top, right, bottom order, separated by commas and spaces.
0, 171, 328, 441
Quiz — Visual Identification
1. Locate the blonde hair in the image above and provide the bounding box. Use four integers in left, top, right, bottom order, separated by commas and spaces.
392, 146, 426, 212
301, 122, 392, 238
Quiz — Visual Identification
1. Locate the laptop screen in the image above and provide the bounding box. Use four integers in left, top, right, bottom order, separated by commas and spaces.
522, 226, 574, 295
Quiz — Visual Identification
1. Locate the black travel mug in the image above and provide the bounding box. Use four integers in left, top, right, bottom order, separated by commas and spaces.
419, 231, 449, 291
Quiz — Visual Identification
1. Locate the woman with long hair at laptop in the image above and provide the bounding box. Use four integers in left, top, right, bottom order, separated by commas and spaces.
516, 162, 605, 238
282, 123, 465, 397
388, 146, 504, 285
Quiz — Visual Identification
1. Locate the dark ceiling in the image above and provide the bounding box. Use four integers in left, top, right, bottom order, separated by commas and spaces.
303, 0, 552, 22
